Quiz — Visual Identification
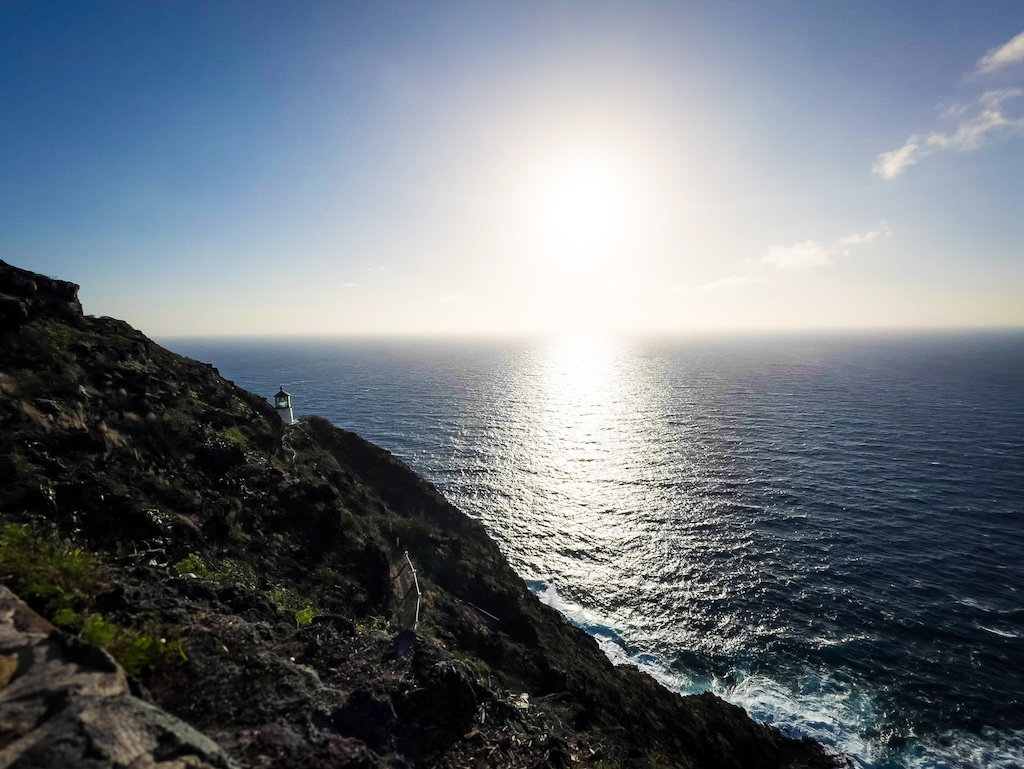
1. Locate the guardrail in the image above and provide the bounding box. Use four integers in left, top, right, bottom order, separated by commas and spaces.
404, 550, 422, 630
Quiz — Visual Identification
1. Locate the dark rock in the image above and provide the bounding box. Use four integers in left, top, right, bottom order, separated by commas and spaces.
65, 429, 106, 453
394, 628, 417, 660
33, 399, 62, 417
0, 586, 236, 769
0, 260, 83, 329
400, 653, 479, 749
538, 735, 574, 768
332, 689, 398, 752
216, 585, 277, 618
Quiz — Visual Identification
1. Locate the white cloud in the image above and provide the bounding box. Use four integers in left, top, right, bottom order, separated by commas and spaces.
436, 292, 464, 303
688, 222, 889, 293
342, 282, 359, 288
975, 30, 1024, 75
762, 240, 831, 271
763, 221, 889, 270
875, 32, 1024, 178
925, 88, 1024, 150
875, 91, 1024, 177
872, 140, 922, 179
838, 221, 892, 246
982, 87, 1023, 108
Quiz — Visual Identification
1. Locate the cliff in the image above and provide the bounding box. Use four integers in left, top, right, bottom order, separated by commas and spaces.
0, 260, 839, 768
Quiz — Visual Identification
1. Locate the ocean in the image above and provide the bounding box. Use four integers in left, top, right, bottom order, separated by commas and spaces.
163, 330, 1024, 769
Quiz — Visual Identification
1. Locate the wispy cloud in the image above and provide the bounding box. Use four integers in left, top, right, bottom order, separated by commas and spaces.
688, 222, 891, 292
975, 30, 1024, 76
925, 88, 1024, 150
436, 292, 464, 303
875, 30, 1024, 178
875, 89, 1024, 178
761, 240, 831, 271
838, 221, 892, 246
341, 282, 359, 288
760, 221, 891, 270
873, 140, 922, 180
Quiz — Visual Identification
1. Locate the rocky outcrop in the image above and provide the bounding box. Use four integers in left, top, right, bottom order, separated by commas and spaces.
0, 585, 235, 769
0, 261, 841, 768
0, 261, 83, 332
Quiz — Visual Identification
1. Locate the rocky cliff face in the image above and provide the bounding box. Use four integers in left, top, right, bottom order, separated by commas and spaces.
0, 260, 839, 769
0, 263, 82, 332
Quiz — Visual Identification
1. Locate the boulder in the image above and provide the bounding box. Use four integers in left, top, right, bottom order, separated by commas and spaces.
0, 586, 236, 769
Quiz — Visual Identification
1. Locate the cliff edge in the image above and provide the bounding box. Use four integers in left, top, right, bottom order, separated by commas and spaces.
0, 260, 840, 768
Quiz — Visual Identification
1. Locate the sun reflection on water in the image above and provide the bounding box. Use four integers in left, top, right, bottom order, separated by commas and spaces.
508, 335, 658, 547
464, 333, 789, 670
488, 335, 720, 641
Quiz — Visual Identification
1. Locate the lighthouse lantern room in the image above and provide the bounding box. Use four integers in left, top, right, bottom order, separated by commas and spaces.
273, 386, 295, 425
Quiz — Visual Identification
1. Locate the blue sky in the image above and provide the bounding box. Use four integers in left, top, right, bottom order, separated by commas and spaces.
3, 1, 1023, 335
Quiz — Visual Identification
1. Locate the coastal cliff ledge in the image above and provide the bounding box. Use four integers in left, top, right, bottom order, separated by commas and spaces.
0, 260, 841, 769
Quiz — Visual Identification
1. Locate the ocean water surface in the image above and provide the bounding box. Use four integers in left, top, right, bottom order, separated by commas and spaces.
163, 330, 1024, 769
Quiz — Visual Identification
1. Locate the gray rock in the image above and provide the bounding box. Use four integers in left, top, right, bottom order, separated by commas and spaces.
0, 586, 236, 769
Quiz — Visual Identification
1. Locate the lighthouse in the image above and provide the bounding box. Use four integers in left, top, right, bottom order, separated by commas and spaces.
273, 386, 295, 425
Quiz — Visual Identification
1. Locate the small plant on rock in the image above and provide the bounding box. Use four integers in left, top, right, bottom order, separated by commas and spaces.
0, 523, 108, 614
0, 523, 187, 678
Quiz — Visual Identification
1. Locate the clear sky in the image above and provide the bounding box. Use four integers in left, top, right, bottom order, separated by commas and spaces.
3, 1, 1023, 336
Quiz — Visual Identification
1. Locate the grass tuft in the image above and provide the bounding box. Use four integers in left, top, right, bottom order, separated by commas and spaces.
0, 524, 187, 678
0, 523, 108, 614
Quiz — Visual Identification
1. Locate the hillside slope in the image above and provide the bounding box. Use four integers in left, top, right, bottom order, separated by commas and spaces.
0, 260, 837, 768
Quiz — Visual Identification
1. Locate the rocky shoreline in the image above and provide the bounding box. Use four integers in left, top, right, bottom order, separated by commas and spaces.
0, 260, 842, 768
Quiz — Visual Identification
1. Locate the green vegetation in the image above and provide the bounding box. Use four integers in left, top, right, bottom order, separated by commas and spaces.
177, 554, 316, 626
0, 523, 108, 614
25, 318, 76, 358
355, 615, 391, 634
173, 553, 257, 590
0, 524, 186, 678
221, 426, 248, 447
4, 453, 33, 479
81, 616, 187, 678
268, 584, 316, 626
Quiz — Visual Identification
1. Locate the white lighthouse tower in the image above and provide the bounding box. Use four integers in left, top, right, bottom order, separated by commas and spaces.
273, 386, 295, 425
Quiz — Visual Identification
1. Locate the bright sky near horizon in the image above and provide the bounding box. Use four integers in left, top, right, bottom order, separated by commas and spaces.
2, 1, 1024, 336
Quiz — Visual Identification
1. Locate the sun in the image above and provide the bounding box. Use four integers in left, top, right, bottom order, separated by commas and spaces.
525, 148, 641, 268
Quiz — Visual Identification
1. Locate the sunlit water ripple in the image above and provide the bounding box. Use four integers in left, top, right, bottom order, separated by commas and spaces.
164, 330, 1024, 769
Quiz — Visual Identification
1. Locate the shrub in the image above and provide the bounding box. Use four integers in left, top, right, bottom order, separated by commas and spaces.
179, 556, 316, 626
0, 524, 186, 678
173, 553, 256, 590
80, 614, 121, 647
82, 615, 187, 677
221, 426, 248, 447
113, 626, 188, 678
0, 523, 108, 614
268, 585, 316, 627
26, 318, 77, 358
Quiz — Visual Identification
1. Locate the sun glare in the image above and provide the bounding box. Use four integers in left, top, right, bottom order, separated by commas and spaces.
525, 148, 642, 267
499, 135, 665, 333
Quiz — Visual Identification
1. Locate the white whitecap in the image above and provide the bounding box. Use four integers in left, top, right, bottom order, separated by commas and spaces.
977, 624, 1021, 639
